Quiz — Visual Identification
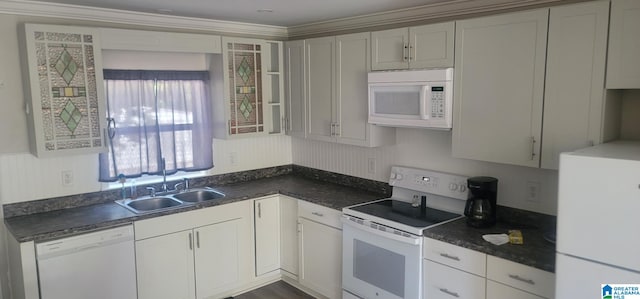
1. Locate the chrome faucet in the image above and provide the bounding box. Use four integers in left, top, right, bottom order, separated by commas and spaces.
160, 158, 168, 193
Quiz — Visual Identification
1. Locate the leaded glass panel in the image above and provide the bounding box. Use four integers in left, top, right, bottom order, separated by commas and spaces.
226, 41, 264, 136
26, 25, 105, 155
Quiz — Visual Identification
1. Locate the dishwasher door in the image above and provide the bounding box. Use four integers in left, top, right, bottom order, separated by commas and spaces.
36, 225, 137, 299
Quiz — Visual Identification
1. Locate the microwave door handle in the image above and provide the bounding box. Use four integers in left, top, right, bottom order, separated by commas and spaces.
420, 85, 430, 120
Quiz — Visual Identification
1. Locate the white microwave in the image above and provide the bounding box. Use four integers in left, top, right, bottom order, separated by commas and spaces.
368, 68, 453, 129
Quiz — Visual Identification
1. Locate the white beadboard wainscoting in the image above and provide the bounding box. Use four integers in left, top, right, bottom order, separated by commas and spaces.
292, 128, 559, 215
0, 135, 292, 204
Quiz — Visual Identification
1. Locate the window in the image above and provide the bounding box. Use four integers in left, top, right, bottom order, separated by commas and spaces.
99, 70, 213, 182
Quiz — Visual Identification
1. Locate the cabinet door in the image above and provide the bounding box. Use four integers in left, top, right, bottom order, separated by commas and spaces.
335, 32, 371, 147
298, 218, 342, 299
305, 36, 335, 142
254, 196, 281, 276
541, 1, 609, 170
284, 40, 306, 138
22, 24, 107, 157
486, 280, 545, 299
136, 230, 196, 299
221, 37, 267, 137
194, 217, 252, 299
606, 0, 640, 88
452, 9, 548, 167
409, 22, 455, 69
371, 28, 409, 70
424, 260, 485, 299
280, 196, 299, 276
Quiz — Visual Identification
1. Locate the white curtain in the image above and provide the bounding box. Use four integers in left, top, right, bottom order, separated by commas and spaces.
99, 70, 213, 182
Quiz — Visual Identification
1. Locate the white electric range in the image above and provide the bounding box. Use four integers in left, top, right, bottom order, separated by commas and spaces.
342, 166, 469, 299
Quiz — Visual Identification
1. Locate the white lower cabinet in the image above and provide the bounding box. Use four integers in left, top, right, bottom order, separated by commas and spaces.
280, 195, 299, 277
486, 256, 555, 299
423, 238, 487, 299
486, 280, 545, 299
136, 230, 196, 299
135, 200, 253, 299
254, 196, 281, 276
298, 201, 343, 299
424, 260, 485, 299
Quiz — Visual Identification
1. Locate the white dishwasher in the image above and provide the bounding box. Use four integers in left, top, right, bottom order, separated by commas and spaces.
36, 225, 137, 299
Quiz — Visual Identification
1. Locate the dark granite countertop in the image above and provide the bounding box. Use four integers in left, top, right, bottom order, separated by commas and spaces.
424, 207, 556, 273
4, 166, 556, 274
5, 174, 385, 243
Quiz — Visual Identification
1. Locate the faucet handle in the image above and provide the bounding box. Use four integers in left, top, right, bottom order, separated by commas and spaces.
174, 182, 185, 192
145, 186, 156, 197
183, 178, 190, 191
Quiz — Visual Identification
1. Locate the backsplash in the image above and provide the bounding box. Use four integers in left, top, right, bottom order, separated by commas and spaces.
0, 135, 292, 205
2, 165, 391, 218
292, 128, 559, 215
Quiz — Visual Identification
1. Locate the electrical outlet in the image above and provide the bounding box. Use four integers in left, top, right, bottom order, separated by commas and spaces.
526, 181, 541, 202
367, 158, 376, 174
62, 170, 74, 186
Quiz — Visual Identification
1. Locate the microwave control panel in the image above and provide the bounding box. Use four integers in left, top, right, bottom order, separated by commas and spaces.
430, 86, 446, 119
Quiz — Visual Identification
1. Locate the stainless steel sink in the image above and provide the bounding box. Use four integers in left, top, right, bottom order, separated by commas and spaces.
173, 188, 225, 203
117, 196, 184, 214
116, 187, 225, 214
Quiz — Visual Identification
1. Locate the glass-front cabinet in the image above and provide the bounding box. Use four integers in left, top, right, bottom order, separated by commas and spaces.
220, 37, 283, 138
22, 24, 107, 157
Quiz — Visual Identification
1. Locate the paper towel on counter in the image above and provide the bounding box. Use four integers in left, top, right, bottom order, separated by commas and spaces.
482, 234, 509, 246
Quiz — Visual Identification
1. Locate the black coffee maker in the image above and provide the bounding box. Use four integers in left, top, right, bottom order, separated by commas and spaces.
464, 176, 498, 228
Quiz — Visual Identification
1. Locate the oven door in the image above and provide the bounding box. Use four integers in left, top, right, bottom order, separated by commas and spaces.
342, 217, 423, 299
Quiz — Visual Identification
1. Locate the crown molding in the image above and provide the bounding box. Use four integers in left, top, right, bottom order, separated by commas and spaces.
0, 0, 289, 38
287, 0, 576, 38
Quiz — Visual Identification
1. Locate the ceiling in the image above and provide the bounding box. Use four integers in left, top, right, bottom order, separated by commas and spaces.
27, 0, 455, 27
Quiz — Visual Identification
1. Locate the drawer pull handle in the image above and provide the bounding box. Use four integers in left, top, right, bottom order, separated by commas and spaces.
508, 274, 535, 285
440, 253, 461, 261
439, 288, 460, 298
312, 212, 324, 217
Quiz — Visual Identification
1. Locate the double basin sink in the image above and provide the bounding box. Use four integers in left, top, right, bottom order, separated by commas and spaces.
116, 188, 225, 214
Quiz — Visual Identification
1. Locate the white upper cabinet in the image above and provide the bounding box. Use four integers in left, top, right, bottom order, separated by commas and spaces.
22, 24, 108, 157
305, 36, 336, 143
452, 9, 548, 168
304, 33, 394, 147
606, 0, 640, 88
284, 40, 306, 138
371, 22, 455, 71
541, 0, 609, 170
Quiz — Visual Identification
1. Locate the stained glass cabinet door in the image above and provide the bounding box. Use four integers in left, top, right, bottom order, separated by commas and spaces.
220, 37, 284, 138
22, 24, 107, 157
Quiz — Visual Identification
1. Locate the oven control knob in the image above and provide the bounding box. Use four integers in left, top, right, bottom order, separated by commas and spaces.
449, 183, 458, 191
390, 173, 397, 179
459, 185, 467, 192
396, 173, 403, 180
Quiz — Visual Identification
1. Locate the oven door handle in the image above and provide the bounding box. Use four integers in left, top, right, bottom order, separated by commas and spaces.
342, 217, 421, 246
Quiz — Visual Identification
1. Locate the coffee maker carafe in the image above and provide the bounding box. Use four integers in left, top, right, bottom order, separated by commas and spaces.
464, 176, 498, 228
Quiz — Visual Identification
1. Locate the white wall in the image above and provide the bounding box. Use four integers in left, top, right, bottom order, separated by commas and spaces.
293, 128, 558, 215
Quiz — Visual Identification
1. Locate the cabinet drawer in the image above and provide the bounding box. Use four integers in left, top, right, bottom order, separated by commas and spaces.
424, 260, 486, 299
424, 238, 487, 277
486, 280, 545, 299
297, 200, 342, 229
487, 255, 554, 298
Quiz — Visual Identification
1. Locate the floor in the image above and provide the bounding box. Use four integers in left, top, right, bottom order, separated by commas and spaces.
231, 281, 316, 299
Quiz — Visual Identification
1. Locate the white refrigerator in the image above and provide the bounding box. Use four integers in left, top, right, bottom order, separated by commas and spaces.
556, 141, 640, 298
